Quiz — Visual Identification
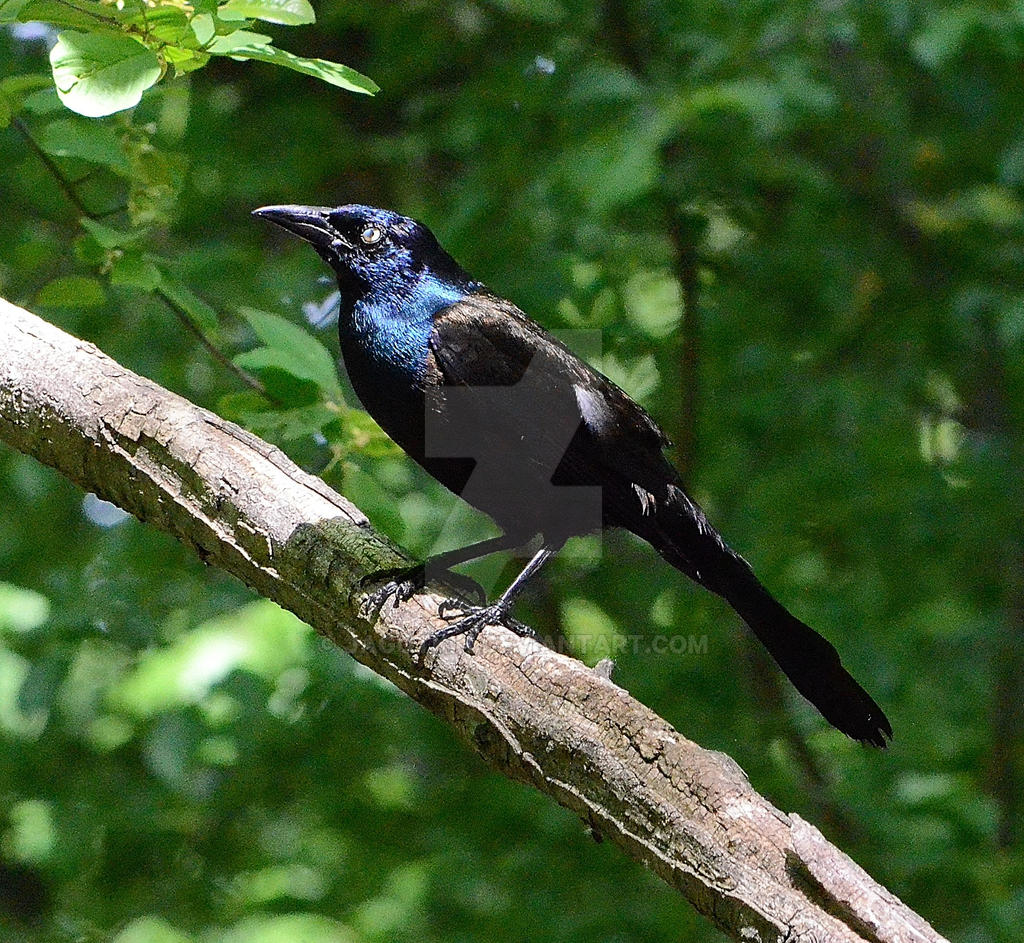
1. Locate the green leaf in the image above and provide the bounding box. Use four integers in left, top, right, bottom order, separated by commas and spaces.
18, 0, 120, 31
689, 79, 786, 137
0, 0, 31, 23
125, 6, 191, 44
236, 307, 343, 399
0, 582, 50, 634
219, 914, 354, 943
163, 46, 211, 76
0, 73, 53, 124
112, 916, 192, 943
21, 86, 63, 114
560, 597, 620, 666
80, 217, 139, 248
232, 354, 322, 406
110, 253, 162, 290
207, 31, 378, 95
960, 185, 1024, 228
156, 271, 219, 334
35, 117, 129, 171
36, 274, 106, 308
73, 232, 107, 265
5, 798, 55, 862
190, 12, 215, 44
623, 269, 682, 339
0, 73, 53, 97
218, 0, 316, 26
219, 393, 337, 443
207, 28, 273, 49
911, 7, 982, 70
0, 649, 46, 739
49, 30, 162, 118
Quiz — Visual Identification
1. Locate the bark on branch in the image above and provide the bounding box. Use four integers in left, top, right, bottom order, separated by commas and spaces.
0, 298, 944, 943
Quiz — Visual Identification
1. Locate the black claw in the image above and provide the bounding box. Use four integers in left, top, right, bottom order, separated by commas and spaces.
360, 564, 486, 616
359, 565, 424, 614
417, 603, 536, 662
437, 598, 465, 620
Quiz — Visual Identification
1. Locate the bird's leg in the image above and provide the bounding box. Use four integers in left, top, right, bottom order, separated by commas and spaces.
419, 545, 557, 659
360, 534, 521, 613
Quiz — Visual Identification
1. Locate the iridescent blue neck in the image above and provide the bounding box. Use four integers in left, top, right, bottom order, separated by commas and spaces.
341, 270, 476, 381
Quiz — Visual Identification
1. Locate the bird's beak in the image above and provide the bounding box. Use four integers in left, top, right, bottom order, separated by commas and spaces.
252, 205, 338, 252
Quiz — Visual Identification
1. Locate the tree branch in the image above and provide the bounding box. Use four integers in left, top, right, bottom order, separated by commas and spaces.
0, 298, 945, 943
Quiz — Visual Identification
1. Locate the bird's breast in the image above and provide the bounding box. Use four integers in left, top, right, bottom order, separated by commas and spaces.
338, 281, 471, 449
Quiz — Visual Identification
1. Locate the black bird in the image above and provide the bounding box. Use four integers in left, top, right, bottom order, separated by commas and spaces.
253, 203, 892, 747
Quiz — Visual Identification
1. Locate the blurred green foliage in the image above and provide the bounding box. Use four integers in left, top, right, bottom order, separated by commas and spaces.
1, 1, 1023, 940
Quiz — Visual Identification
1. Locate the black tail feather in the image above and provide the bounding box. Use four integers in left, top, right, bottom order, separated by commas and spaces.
727, 580, 892, 747
644, 485, 892, 746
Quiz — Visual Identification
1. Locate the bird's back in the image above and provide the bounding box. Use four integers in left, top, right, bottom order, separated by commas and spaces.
416, 293, 681, 545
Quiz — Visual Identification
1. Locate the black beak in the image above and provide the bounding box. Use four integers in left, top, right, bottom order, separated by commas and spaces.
252, 205, 338, 252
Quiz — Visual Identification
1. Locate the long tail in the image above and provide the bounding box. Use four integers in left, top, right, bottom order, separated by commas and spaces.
642, 484, 892, 747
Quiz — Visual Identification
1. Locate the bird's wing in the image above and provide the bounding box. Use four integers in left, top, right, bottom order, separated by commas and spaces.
427, 293, 674, 495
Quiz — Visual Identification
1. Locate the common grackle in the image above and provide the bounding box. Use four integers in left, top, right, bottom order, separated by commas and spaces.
254, 203, 892, 747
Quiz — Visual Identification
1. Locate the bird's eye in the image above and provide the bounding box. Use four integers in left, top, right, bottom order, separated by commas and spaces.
360, 224, 384, 246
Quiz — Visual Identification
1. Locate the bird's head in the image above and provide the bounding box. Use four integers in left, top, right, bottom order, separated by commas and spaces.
252, 203, 471, 302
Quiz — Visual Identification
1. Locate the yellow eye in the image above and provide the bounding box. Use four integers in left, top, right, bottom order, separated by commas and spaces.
360, 224, 384, 246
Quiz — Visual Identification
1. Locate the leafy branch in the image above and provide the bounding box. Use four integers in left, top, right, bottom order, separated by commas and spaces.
5, 38, 391, 470
0, 0, 378, 117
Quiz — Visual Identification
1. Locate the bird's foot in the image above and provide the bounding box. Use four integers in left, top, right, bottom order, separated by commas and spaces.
418, 600, 535, 661
360, 564, 486, 615
360, 565, 423, 614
